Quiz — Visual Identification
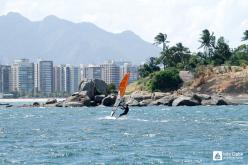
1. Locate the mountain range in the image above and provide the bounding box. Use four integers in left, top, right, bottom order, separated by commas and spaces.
0, 12, 160, 65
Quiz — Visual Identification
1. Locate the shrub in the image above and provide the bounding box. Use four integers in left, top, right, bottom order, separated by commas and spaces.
107, 83, 116, 94
149, 68, 183, 92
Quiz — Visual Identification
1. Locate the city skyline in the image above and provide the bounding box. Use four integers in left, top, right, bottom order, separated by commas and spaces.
0, 58, 138, 97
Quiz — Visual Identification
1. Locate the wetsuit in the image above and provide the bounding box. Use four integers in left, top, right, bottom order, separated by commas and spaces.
119, 105, 129, 117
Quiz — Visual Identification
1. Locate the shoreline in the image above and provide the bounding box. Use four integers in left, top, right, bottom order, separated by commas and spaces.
1, 93, 248, 107
0, 98, 65, 103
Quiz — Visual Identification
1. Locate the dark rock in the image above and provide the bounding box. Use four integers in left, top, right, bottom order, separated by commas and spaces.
172, 96, 200, 106
201, 96, 228, 106
79, 95, 91, 106
93, 79, 108, 95
46, 98, 57, 104
192, 93, 211, 103
0, 103, 10, 106
216, 99, 228, 105
102, 95, 117, 106
71, 92, 79, 96
33, 102, 40, 106
55, 101, 64, 107
94, 95, 105, 104
90, 101, 97, 106
79, 80, 95, 99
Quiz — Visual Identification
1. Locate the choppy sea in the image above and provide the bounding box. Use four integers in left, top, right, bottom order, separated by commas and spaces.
0, 105, 248, 164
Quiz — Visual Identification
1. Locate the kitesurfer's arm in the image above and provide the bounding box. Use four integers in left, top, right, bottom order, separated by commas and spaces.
120, 105, 125, 110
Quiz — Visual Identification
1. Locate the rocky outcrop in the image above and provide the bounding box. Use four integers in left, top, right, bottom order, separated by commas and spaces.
79, 81, 95, 100
64, 102, 84, 107
33, 102, 40, 107
172, 96, 200, 106
79, 95, 91, 106
139, 99, 152, 106
66, 93, 80, 102
45, 98, 57, 104
37, 84, 234, 108
126, 97, 140, 106
192, 93, 211, 103
94, 79, 108, 95
94, 95, 105, 104
102, 95, 117, 106
152, 92, 170, 100
150, 95, 176, 106
201, 95, 228, 106
60, 79, 109, 107
130, 91, 152, 102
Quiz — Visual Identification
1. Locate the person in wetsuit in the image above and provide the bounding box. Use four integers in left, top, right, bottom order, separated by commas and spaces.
119, 104, 129, 117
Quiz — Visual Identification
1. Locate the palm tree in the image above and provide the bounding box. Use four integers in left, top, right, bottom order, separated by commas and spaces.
175, 43, 190, 53
242, 30, 248, 41
198, 29, 216, 58
174, 43, 191, 65
154, 33, 170, 51
158, 50, 171, 69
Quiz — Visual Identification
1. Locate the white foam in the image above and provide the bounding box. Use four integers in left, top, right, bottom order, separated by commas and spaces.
32, 128, 41, 131
23, 114, 35, 118
98, 116, 116, 120
143, 133, 156, 137
159, 120, 169, 123
233, 121, 248, 127
134, 118, 149, 122
123, 132, 130, 136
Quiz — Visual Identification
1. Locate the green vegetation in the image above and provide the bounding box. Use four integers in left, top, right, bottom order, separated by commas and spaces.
138, 57, 160, 77
154, 33, 170, 51
230, 45, 248, 66
107, 83, 116, 94
138, 29, 248, 92
149, 68, 182, 92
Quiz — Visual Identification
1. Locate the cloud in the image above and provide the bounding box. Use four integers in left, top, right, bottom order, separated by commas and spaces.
0, 0, 247, 51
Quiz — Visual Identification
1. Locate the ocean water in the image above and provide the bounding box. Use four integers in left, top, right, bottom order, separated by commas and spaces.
0, 105, 248, 164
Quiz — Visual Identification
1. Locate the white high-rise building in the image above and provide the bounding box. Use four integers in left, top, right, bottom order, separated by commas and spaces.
120, 62, 138, 84
34, 63, 38, 93
53, 65, 62, 93
69, 65, 80, 93
36, 60, 53, 95
11, 59, 34, 95
53, 65, 69, 94
53, 64, 80, 94
100, 60, 120, 87
81, 64, 102, 81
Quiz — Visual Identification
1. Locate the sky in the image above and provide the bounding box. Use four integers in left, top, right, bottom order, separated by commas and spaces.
0, 0, 248, 52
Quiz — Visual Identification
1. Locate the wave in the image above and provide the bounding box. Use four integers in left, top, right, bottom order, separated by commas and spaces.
97, 116, 117, 120
143, 133, 156, 137
231, 120, 248, 127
